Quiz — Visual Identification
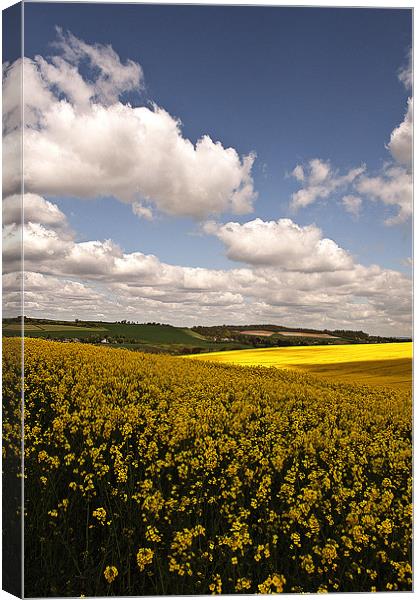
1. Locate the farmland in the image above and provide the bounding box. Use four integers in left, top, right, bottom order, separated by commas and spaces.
3, 323, 108, 333
2, 320, 249, 354
3, 319, 255, 353
3, 318, 408, 356
2, 320, 205, 343
189, 343, 413, 390
238, 330, 339, 339
3, 338, 411, 595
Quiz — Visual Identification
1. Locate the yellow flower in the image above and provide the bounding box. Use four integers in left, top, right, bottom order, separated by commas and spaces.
301, 554, 315, 574
235, 577, 251, 592
209, 574, 222, 594
322, 542, 338, 562
380, 519, 393, 535
145, 525, 162, 543
5, 337, 412, 596
258, 574, 286, 594
92, 507, 107, 524
136, 547, 154, 571
103, 565, 118, 584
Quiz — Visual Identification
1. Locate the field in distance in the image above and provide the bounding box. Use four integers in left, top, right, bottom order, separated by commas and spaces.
238, 329, 339, 339
189, 342, 412, 390
3, 318, 411, 356
3, 322, 108, 332
2, 319, 249, 354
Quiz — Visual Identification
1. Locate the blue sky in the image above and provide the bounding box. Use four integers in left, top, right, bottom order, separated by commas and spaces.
23, 4, 411, 269
2, 3, 413, 334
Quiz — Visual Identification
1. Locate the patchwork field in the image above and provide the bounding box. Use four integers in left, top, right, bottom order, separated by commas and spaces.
238, 329, 275, 337
237, 330, 339, 339
189, 342, 412, 389
276, 331, 339, 339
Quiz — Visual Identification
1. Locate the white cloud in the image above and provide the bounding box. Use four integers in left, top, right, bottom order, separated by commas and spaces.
398, 48, 412, 90
341, 195, 362, 218
132, 202, 154, 221
2, 59, 23, 134
3, 271, 107, 319
352, 73, 412, 226
2, 196, 410, 336
2, 31, 256, 219
307, 158, 331, 185
52, 27, 144, 106
3, 222, 73, 272
387, 97, 412, 169
3, 193, 68, 228
291, 164, 305, 182
19, 102, 256, 218
290, 92, 412, 226
204, 218, 353, 272
2, 194, 73, 273
356, 166, 412, 225
289, 159, 365, 211
1, 31, 412, 336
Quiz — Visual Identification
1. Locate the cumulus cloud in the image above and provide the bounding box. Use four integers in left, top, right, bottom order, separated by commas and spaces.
2, 31, 256, 219
291, 94, 412, 225
3, 193, 68, 228
2, 194, 73, 273
3, 271, 108, 319
3, 222, 73, 273
289, 159, 365, 211
387, 97, 412, 169
289, 55, 413, 226
49, 26, 144, 106
1, 31, 412, 335
2, 196, 411, 335
356, 166, 412, 225
6, 251, 409, 335
354, 58, 412, 225
341, 195, 362, 218
203, 218, 353, 272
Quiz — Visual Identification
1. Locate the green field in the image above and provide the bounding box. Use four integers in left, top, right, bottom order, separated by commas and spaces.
2, 320, 249, 353
2, 321, 209, 344
188, 342, 413, 390
3, 323, 107, 333
103, 323, 213, 345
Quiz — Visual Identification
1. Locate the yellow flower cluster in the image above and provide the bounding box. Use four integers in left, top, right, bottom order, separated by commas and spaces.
104, 566, 118, 584
258, 574, 286, 593
3, 338, 411, 596
93, 507, 107, 524
136, 548, 154, 571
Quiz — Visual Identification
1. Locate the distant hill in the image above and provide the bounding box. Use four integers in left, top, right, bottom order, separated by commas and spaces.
2, 318, 249, 354
3, 317, 410, 355
191, 324, 409, 345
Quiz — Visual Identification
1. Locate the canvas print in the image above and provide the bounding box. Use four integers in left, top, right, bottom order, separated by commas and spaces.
2, 1, 413, 597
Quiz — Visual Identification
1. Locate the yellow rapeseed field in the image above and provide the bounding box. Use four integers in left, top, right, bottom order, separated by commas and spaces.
188, 343, 413, 389
3, 338, 412, 596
